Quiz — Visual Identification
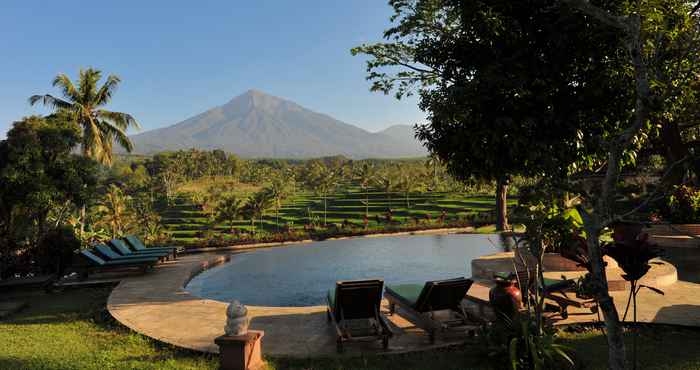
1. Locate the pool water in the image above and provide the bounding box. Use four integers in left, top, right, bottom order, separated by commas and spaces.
185, 233, 510, 307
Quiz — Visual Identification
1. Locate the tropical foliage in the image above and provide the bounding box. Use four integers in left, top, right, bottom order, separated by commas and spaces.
29, 68, 140, 165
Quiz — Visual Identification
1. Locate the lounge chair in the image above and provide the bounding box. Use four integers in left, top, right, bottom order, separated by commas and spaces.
384, 277, 474, 343
496, 271, 597, 319
326, 279, 392, 353
76, 250, 156, 279
93, 243, 160, 263
124, 235, 179, 259
109, 239, 171, 261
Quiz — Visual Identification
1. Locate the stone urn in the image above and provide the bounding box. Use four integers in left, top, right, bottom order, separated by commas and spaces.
224, 300, 250, 336
489, 276, 522, 317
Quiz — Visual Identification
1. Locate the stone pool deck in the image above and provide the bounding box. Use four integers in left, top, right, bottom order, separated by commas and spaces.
107, 249, 700, 358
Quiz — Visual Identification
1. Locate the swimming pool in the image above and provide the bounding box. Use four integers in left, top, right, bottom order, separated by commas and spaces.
185, 233, 510, 307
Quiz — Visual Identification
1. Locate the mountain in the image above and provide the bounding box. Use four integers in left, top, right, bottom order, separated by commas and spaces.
126, 90, 427, 159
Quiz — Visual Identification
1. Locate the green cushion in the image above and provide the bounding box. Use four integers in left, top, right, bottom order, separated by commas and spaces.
386, 284, 423, 306
543, 278, 573, 291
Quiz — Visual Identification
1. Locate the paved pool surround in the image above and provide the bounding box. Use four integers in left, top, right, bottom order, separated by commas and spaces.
108, 239, 700, 358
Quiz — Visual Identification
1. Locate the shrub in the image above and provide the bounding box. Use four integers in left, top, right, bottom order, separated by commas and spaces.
36, 226, 81, 276
662, 185, 700, 223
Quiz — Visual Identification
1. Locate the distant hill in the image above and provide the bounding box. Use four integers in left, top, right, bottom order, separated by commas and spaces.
125, 90, 427, 159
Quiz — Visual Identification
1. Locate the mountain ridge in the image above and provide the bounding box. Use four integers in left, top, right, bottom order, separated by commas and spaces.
126, 90, 427, 159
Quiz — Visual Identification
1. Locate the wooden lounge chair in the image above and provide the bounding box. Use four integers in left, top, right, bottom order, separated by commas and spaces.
109, 239, 171, 261
124, 235, 179, 259
384, 277, 474, 343
76, 250, 156, 279
326, 279, 392, 353
498, 271, 598, 319
93, 243, 161, 263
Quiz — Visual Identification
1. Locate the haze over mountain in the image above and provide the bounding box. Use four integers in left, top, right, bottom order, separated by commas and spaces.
126, 90, 427, 159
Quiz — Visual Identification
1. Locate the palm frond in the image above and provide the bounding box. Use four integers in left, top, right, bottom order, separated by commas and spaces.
96, 110, 141, 131
94, 74, 122, 106
79, 68, 101, 105
51, 74, 80, 102
28, 94, 75, 110
97, 119, 134, 153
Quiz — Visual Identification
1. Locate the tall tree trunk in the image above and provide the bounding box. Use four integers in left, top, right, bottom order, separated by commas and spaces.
365, 190, 369, 218
495, 178, 509, 231
580, 214, 627, 369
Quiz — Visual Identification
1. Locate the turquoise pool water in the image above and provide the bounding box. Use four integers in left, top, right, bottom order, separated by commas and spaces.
185, 233, 510, 307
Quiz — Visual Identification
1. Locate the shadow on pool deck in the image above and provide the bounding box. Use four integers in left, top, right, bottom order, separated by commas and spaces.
661, 247, 700, 284
107, 246, 700, 358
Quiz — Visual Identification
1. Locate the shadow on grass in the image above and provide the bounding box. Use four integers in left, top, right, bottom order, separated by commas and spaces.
561, 324, 700, 370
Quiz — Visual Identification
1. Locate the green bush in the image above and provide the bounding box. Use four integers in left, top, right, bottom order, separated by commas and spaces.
37, 226, 81, 276
663, 185, 700, 223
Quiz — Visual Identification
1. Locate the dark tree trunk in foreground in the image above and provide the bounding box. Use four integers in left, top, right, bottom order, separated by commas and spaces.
495, 178, 509, 231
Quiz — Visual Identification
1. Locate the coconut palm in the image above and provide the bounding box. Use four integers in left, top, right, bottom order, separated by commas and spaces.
29, 68, 140, 166
373, 167, 398, 209
311, 166, 339, 226
425, 154, 443, 191
266, 178, 290, 230
215, 194, 246, 232
354, 163, 376, 218
244, 190, 273, 231
95, 184, 133, 238
398, 167, 425, 208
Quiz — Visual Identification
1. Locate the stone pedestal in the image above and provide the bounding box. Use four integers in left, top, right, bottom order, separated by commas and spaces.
215, 330, 265, 370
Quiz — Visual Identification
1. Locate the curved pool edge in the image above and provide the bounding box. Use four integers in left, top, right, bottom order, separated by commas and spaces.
180, 226, 478, 255
107, 251, 479, 357
107, 241, 700, 358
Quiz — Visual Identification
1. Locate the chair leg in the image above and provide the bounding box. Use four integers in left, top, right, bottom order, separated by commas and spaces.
336, 338, 344, 353
382, 335, 389, 350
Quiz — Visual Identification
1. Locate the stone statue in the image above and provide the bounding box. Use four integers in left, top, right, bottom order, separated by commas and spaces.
224, 300, 250, 336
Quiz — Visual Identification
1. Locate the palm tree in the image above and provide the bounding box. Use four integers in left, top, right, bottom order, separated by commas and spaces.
355, 163, 376, 218
244, 190, 273, 231
95, 184, 133, 238
398, 167, 425, 208
425, 154, 442, 191
374, 168, 397, 210
30, 68, 140, 240
266, 178, 289, 230
215, 194, 246, 232
312, 166, 338, 226
29, 68, 140, 166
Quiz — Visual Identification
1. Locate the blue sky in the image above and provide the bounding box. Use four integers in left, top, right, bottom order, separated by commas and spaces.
0, 1, 425, 138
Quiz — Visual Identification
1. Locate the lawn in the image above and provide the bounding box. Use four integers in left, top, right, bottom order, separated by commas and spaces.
163, 180, 511, 243
2, 288, 700, 370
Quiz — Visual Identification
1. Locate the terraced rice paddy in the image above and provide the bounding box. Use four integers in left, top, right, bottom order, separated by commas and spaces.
159, 188, 511, 243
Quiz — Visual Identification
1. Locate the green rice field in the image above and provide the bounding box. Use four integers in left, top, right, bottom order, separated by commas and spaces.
160, 187, 512, 243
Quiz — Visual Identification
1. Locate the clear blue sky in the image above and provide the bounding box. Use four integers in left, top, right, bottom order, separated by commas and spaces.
0, 1, 425, 138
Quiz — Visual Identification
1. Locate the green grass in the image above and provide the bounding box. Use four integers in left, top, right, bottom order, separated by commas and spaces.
2, 289, 700, 369
161, 185, 514, 243
0, 288, 217, 370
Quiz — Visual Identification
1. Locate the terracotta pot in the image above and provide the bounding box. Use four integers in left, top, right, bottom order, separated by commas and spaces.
489, 278, 522, 317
